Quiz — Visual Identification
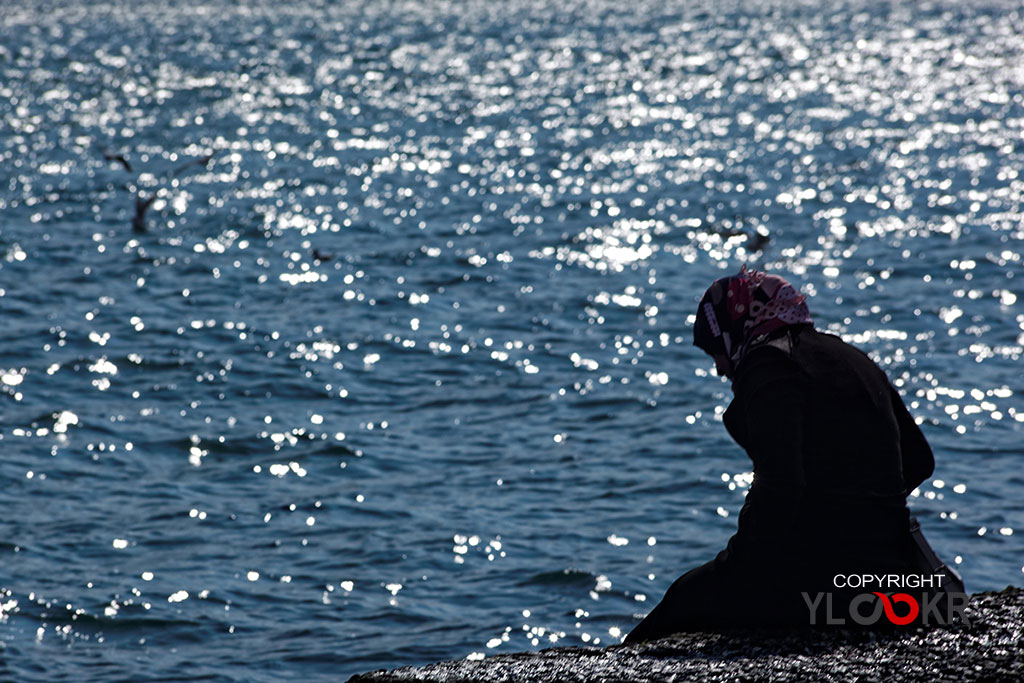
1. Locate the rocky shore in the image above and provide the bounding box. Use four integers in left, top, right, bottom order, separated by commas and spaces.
350, 587, 1023, 682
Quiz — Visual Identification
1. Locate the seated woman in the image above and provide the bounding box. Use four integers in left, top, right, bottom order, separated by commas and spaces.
626, 267, 961, 642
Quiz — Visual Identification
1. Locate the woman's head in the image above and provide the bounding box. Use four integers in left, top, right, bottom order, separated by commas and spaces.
693, 266, 812, 377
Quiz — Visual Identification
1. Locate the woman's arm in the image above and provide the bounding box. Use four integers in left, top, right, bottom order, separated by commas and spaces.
727, 350, 806, 563
890, 386, 935, 492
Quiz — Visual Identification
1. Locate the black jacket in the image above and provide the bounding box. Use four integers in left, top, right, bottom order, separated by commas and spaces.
721, 325, 934, 578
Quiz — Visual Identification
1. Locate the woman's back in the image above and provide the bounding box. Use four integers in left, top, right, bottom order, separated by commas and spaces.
725, 326, 931, 572
731, 328, 924, 498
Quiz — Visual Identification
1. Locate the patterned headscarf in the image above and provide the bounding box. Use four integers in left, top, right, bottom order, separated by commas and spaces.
693, 265, 813, 375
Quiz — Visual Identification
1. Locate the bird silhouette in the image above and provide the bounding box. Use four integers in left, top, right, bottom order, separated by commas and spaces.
312, 249, 334, 263
103, 152, 133, 173
133, 193, 159, 233
104, 151, 214, 232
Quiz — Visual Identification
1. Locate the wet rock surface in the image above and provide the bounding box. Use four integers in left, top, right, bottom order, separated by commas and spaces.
349, 588, 1023, 682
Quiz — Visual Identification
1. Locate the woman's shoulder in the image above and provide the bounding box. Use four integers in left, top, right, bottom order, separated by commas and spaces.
789, 327, 898, 403
736, 325, 872, 389
797, 327, 888, 372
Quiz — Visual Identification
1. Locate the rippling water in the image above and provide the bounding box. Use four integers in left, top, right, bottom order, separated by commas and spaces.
2, 0, 1023, 679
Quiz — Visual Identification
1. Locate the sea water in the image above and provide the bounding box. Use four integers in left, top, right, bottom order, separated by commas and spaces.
1, 0, 1022, 679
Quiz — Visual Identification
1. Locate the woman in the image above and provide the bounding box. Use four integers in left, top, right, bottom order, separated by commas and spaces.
626, 267, 960, 642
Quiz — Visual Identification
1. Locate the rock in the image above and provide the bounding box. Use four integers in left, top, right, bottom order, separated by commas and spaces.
349, 587, 1024, 682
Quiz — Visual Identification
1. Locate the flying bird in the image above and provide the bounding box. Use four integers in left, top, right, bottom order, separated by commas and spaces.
103, 151, 215, 232
133, 193, 159, 233
312, 249, 334, 263
103, 152, 133, 173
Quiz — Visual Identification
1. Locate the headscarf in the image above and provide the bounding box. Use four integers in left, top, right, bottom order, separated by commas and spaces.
693, 265, 813, 375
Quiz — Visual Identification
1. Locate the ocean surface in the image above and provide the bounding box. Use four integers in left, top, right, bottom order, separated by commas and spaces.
1, 0, 1022, 679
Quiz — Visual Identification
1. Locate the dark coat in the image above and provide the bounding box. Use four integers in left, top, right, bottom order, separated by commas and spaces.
722, 325, 933, 575
626, 325, 939, 642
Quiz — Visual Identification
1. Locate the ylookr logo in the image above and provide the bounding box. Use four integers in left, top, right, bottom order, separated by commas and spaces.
802, 574, 970, 626
802, 591, 969, 626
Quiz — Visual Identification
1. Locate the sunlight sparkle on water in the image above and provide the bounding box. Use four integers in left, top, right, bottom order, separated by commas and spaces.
1, 1, 1022, 678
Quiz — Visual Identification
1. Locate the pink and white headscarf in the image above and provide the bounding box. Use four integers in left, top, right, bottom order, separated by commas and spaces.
693, 265, 813, 374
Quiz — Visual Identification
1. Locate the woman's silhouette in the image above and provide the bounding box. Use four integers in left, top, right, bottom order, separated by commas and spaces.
627, 266, 960, 642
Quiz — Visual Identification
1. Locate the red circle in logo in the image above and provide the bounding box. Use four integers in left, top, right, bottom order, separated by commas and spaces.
872, 592, 920, 625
